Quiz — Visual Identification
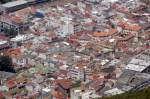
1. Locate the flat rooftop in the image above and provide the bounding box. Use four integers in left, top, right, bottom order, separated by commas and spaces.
2, 0, 27, 8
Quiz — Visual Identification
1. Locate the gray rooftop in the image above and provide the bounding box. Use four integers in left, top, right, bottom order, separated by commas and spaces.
2, 0, 27, 8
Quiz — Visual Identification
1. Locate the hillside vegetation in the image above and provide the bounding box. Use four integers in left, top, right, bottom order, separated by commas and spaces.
102, 88, 150, 99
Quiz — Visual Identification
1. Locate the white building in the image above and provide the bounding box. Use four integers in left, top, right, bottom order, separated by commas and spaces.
57, 16, 75, 37
104, 88, 124, 96
74, 22, 83, 33
68, 67, 91, 81
58, 21, 74, 37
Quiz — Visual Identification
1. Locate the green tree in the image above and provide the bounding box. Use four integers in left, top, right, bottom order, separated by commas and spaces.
102, 88, 150, 99
0, 55, 16, 73
1, 0, 12, 3
4, 28, 18, 38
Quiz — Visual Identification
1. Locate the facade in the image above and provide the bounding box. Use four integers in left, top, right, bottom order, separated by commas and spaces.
58, 21, 74, 37
68, 68, 84, 80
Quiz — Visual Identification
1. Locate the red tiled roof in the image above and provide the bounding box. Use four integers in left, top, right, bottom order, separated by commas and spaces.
112, 3, 130, 14
93, 29, 118, 37
118, 21, 141, 31
15, 95, 22, 99
93, 31, 108, 37
83, 22, 96, 26
76, 62, 88, 69
90, 80, 104, 90
0, 34, 8, 40
144, 31, 150, 35
56, 79, 73, 89
6, 48, 21, 57
6, 80, 17, 89
124, 24, 141, 31
11, 16, 23, 24
52, 90, 64, 99
0, 92, 4, 99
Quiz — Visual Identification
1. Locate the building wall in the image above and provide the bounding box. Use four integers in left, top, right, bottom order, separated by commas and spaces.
68, 68, 84, 80
58, 21, 74, 37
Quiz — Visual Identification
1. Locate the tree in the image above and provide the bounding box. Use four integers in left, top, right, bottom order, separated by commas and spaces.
1, 0, 12, 3
0, 56, 16, 73
4, 28, 18, 38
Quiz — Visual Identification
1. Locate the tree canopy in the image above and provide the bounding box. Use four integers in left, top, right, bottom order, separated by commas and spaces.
0, 55, 16, 73
3, 28, 18, 38
0, 0, 12, 4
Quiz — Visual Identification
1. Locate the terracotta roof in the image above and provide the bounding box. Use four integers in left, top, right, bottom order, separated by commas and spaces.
11, 16, 23, 24
118, 21, 141, 31
124, 24, 141, 31
14, 95, 22, 99
117, 42, 127, 48
52, 90, 64, 99
6, 80, 17, 89
56, 79, 73, 89
90, 75, 99, 80
15, 7, 36, 15
93, 31, 108, 37
83, 22, 96, 26
112, 3, 129, 14
76, 62, 88, 69
0, 34, 8, 40
6, 48, 21, 57
90, 80, 104, 90
0, 92, 4, 99
93, 29, 118, 37
76, 60, 89, 68
144, 31, 150, 35
110, 29, 118, 34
